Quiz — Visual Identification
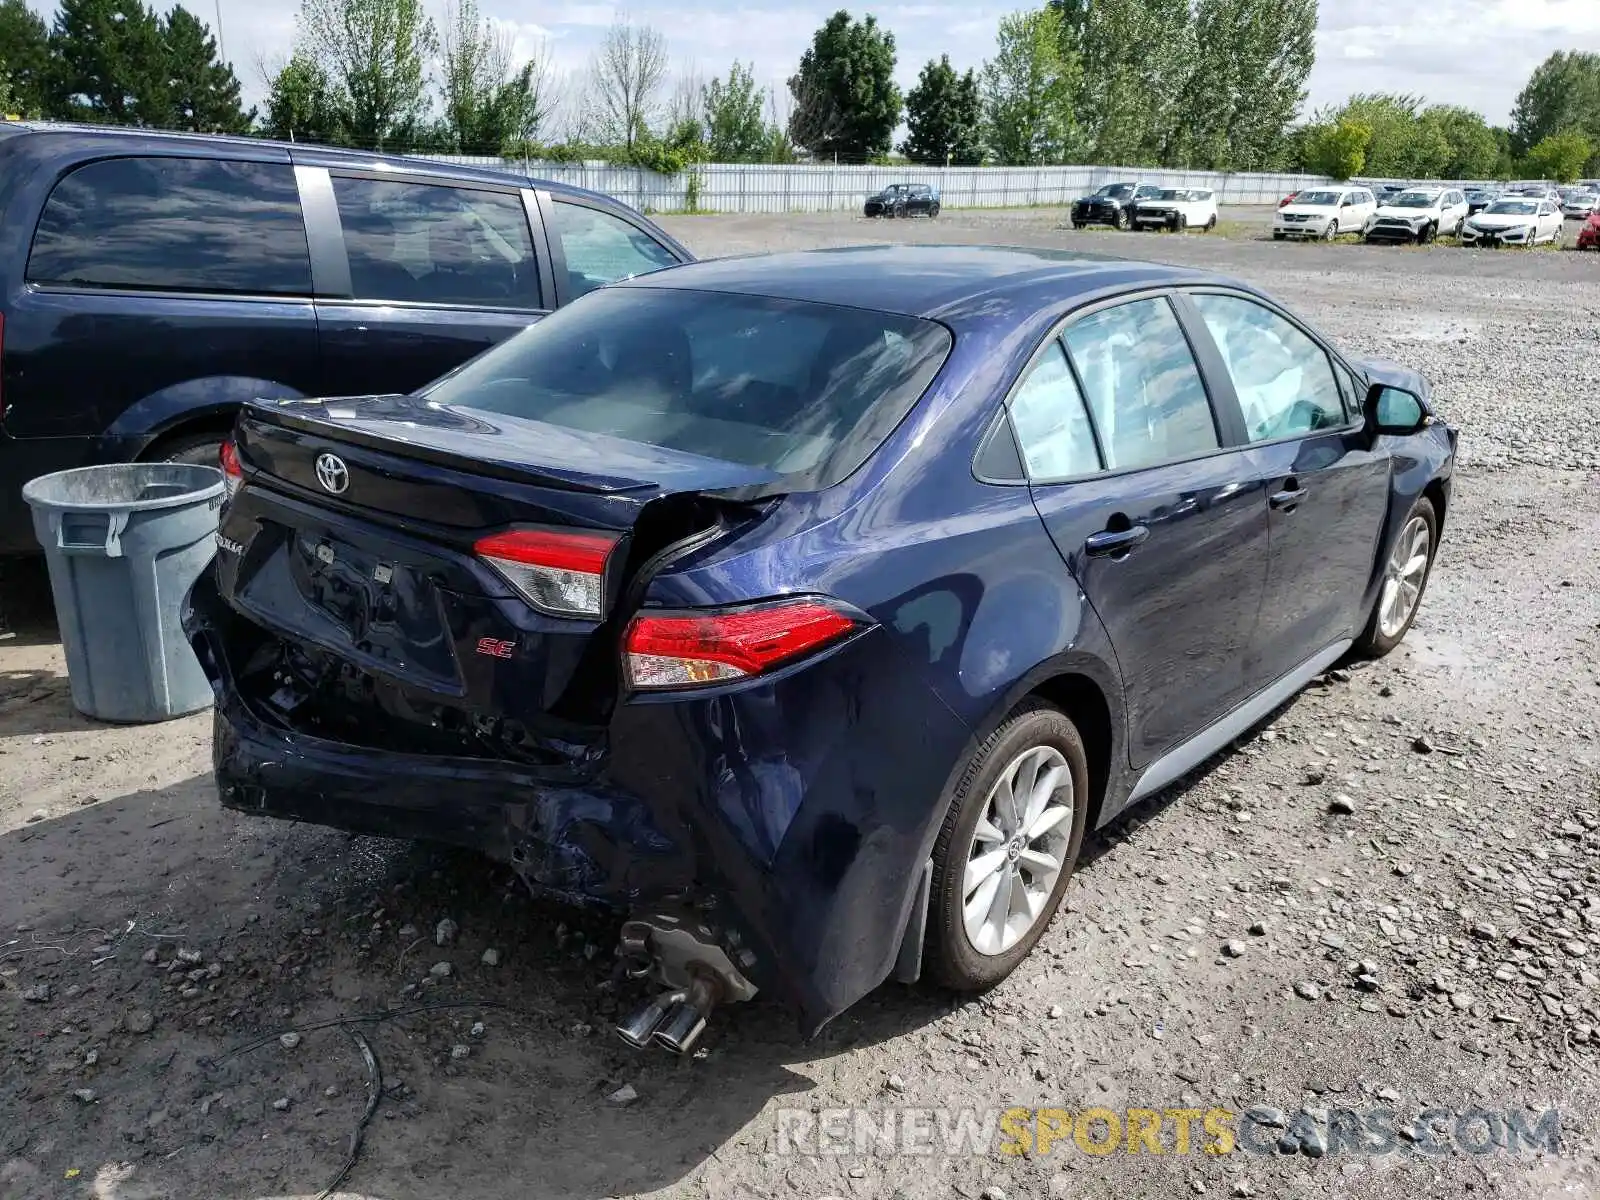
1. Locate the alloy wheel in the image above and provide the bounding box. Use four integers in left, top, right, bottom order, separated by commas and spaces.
961, 745, 1075, 956
1378, 515, 1431, 638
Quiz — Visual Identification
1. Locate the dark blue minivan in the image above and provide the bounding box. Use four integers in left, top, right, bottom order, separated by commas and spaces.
0, 122, 691, 554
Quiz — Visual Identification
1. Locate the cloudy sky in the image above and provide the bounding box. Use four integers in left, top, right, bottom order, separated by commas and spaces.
28, 0, 1600, 126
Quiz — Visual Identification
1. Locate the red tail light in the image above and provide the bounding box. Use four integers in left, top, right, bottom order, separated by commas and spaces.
623, 598, 861, 690
219, 438, 243, 500
474, 527, 621, 618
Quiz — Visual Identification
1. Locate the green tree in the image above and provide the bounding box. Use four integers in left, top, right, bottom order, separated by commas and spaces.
1523, 130, 1592, 183
0, 69, 13, 116
161, 5, 251, 133
787, 10, 901, 161
1417, 105, 1498, 179
1302, 117, 1370, 179
1510, 51, 1600, 156
701, 61, 768, 162
1075, 0, 1194, 165
297, 0, 436, 149
0, 0, 53, 115
902, 54, 982, 165
263, 54, 342, 143
981, 8, 1076, 166
1311, 93, 1452, 179
51, 0, 171, 125
440, 0, 550, 153
1170, 0, 1315, 170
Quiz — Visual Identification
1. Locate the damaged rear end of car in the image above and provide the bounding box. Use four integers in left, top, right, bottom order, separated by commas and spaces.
182, 282, 960, 1047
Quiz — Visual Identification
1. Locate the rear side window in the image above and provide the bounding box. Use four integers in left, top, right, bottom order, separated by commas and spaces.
332, 177, 538, 308
423, 287, 951, 489
550, 200, 680, 298
28, 157, 310, 294
1062, 297, 1218, 471
1008, 340, 1100, 479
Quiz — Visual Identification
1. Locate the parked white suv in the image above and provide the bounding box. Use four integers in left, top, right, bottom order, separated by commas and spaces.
1271, 186, 1376, 240
1131, 187, 1219, 232
1364, 187, 1469, 244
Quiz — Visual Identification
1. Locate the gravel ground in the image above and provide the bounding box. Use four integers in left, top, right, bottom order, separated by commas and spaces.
1, 208, 1597, 1200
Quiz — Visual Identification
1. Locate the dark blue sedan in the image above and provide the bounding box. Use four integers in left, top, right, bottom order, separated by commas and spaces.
183, 245, 1455, 1050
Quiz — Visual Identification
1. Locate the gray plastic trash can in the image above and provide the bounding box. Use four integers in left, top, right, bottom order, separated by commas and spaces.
23, 463, 224, 723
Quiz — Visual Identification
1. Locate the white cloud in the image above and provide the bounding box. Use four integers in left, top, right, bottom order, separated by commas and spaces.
25, 0, 1600, 126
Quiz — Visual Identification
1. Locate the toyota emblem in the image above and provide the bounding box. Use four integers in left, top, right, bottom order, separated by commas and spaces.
314, 453, 349, 495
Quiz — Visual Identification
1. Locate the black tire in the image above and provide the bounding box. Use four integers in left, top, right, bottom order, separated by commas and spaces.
1072, 221, 1086, 230
1112, 207, 1128, 230
1272, 231, 1286, 241
930, 202, 941, 217
925, 701, 1090, 991
1353, 496, 1439, 658
1323, 219, 1339, 241
1419, 222, 1436, 245
151, 431, 227, 468
1205, 215, 1217, 232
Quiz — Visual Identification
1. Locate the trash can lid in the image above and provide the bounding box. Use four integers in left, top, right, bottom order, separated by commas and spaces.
22, 463, 225, 513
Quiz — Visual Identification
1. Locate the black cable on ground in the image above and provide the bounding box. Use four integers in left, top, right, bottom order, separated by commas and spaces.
201, 998, 546, 1198
313, 1028, 380, 1200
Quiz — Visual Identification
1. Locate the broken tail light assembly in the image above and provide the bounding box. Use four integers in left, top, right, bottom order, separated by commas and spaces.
474, 527, 621, 619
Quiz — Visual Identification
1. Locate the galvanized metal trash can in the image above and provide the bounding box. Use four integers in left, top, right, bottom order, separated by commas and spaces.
22, 463, 224, 722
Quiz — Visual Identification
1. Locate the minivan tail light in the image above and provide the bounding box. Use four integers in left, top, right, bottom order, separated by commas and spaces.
475, 528, 621, 618
623, 598, 861, 690
219, 438, 243, 501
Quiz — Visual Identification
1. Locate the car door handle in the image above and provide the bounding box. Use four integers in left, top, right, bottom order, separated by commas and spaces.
1085, 525, 1150, 557
1269, 487, 1307, 511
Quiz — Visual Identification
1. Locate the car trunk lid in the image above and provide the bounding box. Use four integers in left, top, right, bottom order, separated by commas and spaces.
208, 395, 779, 758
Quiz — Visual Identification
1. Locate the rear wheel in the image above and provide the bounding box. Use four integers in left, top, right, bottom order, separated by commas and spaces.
926, 702, 1089, 990
1204, 214, 1217, 232
151, 431, 227, 469
1354, 496, 1438, 657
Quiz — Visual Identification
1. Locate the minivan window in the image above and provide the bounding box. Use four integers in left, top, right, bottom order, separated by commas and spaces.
28, 157, 311, 295
549, 200, 680, 299
332, 177, 538, 308
423, 287, 952, 489
1061, 297, 1218, 471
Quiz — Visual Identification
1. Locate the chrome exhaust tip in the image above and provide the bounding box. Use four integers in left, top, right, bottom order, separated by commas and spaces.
651, 1000, 709, 1055
614, 992, 678, 1049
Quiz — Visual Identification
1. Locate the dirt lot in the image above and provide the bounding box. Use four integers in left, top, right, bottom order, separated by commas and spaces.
2, 208, 1598, 1200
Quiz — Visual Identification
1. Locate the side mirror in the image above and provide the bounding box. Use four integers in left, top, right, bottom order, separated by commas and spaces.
1365, 383, 1431, 435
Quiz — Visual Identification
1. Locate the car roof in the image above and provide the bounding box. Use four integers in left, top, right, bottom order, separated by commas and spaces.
613, 243, 1215, 323
0, 120, 626, 208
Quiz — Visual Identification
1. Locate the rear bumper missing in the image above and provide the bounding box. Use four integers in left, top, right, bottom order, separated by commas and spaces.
185, 567, 974, 1035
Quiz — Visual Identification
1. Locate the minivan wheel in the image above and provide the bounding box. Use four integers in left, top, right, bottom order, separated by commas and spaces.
926, 702, 1089, 990
1354, 496, 1438, 657
153, 432, 227, 469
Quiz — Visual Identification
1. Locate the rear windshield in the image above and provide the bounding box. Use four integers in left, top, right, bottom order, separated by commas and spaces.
422, 287, 953, 489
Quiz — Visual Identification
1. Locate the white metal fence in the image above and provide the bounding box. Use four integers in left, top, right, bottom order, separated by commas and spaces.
417, 156, 1336, 214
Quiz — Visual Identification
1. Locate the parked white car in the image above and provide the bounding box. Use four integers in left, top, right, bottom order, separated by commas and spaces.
1364, 187, 1470, 244
1460, 197, 1564, 247
1130, 187, 1218, 232
1560, 189, 1598, 218
1271, 186, 1377, 240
